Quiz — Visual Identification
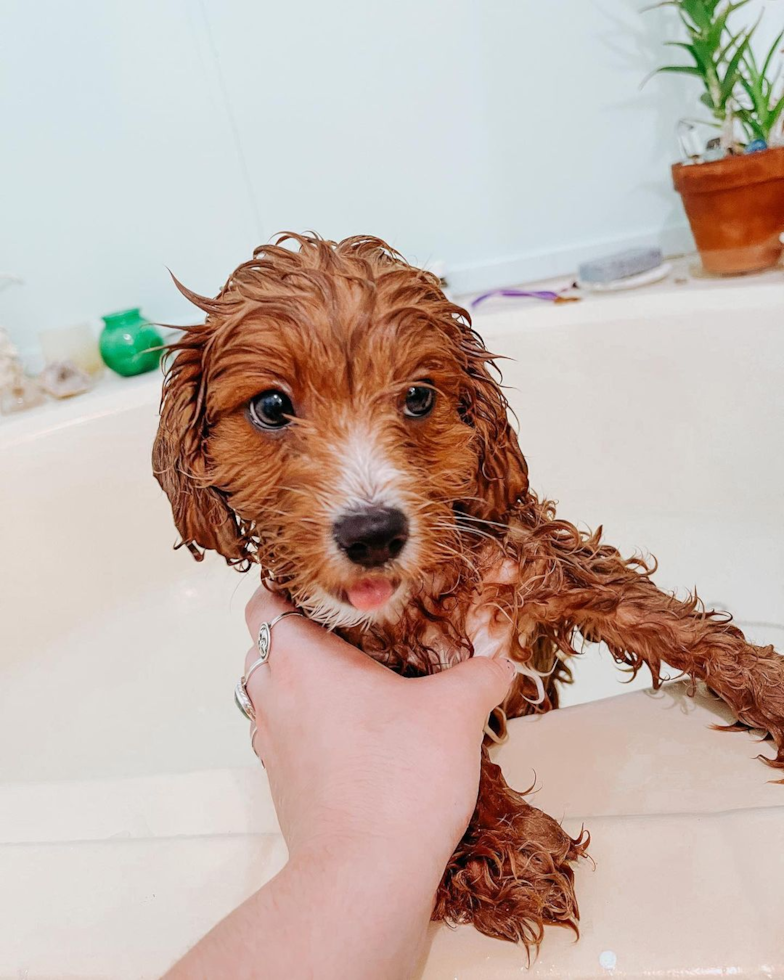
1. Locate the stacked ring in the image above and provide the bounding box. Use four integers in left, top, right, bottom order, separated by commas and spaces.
234, 611, 306, 723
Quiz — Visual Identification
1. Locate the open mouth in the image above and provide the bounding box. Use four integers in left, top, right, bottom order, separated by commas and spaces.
342, 575, 400, 612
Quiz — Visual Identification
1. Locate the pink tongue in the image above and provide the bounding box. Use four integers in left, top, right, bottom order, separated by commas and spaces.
347, 578, 395, 611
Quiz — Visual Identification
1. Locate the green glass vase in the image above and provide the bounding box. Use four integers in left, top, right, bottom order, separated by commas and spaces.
99, 308, 163, 377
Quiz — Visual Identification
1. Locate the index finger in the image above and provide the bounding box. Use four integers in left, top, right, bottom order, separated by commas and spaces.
242, 584, 395, 686
244, 585, 296, 640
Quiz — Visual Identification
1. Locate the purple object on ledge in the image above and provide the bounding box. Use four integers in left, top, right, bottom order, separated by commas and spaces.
471, 288, 562, 309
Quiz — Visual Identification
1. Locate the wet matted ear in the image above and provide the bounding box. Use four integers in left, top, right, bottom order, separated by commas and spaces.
456, 326, 529, 521
153, 331, 253, 566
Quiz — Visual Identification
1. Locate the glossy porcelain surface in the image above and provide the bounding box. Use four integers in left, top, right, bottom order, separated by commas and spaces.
1, 276, 782, 977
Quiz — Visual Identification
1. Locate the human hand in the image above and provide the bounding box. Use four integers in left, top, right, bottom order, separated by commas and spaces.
243, 587, 516, 881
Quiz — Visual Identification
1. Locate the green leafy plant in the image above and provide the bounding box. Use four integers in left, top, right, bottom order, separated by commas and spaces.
650, 1, 753, 123
737, 30, 784, 142
648, 0, 784, 147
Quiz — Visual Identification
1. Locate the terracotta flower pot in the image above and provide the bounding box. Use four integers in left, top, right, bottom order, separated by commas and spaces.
672, 146, 784, 275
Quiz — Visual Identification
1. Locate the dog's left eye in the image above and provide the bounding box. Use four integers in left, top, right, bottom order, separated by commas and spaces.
404, 383, 436, 419
248, 390, 295, 430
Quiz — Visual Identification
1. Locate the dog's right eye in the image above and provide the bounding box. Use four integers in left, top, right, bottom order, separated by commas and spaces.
248, 390, 295, 430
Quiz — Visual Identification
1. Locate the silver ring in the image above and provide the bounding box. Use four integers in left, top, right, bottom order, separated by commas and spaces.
234, 611, 305, 721
234, 682, 255, 721
257, 611, 305, 664
249, 724, 265, 768
249, 724, 264, 767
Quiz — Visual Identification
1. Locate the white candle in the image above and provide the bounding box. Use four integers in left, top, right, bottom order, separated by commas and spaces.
39, 323, 103, 376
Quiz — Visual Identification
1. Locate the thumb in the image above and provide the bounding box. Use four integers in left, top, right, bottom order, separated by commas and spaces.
433, 656, 516, 722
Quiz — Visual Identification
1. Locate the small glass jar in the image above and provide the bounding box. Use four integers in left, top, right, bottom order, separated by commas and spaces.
99, 308, 164, 377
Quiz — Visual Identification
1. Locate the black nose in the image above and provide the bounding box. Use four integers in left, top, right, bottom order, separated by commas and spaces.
333, 507, 409, 568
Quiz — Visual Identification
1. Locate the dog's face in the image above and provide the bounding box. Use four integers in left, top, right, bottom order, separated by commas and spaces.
154, 235, 528, 628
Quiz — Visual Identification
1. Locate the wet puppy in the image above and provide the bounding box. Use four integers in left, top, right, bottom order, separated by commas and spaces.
154, 233, 784, 948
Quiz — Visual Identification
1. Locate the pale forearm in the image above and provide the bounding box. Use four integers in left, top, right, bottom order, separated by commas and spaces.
165, 840, 443, 980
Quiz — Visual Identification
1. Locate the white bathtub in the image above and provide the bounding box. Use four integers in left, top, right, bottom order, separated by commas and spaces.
2, 275, 783, 977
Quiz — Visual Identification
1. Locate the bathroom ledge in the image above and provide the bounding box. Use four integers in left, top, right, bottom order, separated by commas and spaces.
4, 256, 783, 438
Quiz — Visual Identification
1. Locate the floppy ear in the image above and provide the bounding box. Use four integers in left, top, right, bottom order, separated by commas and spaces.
457, 326, 530, 521
153, 324, 255, 567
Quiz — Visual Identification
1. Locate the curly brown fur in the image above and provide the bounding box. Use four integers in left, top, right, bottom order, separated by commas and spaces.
508, 498, 784, 775
434, 750, 589, 948
153, 233, 784, 951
